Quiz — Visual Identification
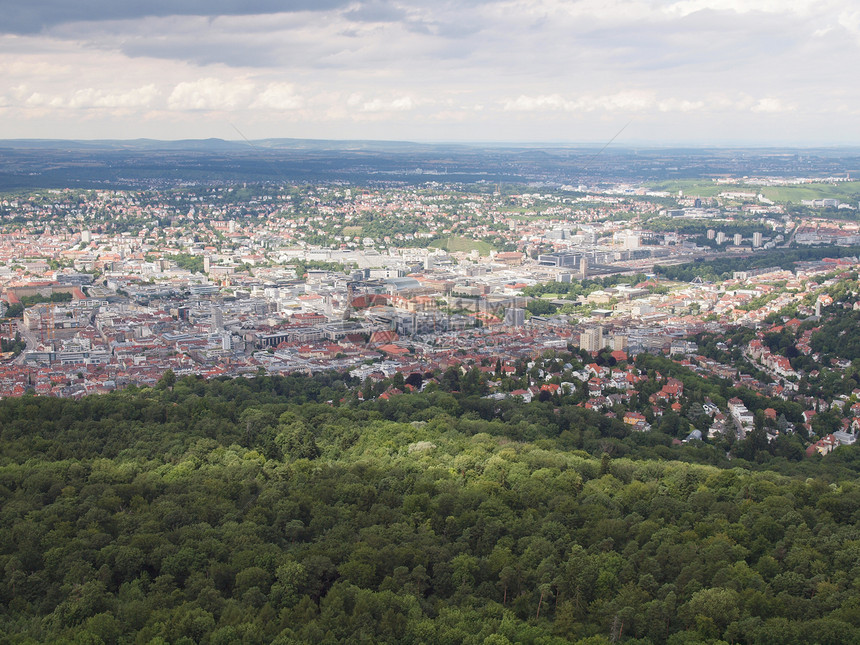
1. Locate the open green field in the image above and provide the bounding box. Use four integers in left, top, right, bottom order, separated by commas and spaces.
758, 182, 860, 203
429, 236, 495, 255
648, 179, 860, 204
648, 180, 727, 198
341, 226, 363, 236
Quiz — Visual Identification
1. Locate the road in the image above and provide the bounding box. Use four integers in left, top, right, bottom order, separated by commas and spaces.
13, 321, 38, 365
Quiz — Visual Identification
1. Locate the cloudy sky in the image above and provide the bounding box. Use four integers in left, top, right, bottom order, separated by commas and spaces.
1, 0, 859, 144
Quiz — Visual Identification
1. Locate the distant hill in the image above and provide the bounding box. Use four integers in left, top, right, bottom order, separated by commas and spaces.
2, 139, 860, 190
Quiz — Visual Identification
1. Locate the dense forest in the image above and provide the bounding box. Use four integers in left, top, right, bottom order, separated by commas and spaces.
810, 310, 860, 361
1, 372, 859, 644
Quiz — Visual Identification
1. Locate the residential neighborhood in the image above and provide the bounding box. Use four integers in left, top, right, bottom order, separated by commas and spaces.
0, 183, 858, 459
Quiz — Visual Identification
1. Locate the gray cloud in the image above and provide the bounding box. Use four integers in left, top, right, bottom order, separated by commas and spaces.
343, 0, 409, 23
44, 6, 483, 71
2, 0, 859, 144
118, 36, 288, 69
1, 0, 350, 34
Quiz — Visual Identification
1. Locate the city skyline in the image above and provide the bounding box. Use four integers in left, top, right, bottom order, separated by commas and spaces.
3, 0, 860, 144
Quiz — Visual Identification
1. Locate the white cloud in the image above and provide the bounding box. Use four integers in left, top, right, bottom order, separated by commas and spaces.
838, 10, 860, 39
658, 98, 705, 112
501, 90, 799, 120
751, 97, 791, 113
665, 0, 820, 17
67, 85, 160, 109
24, 92, 65, 108
10, 85, 33, 101
251, 83, 304, 110
588, 91, 656, 111
359, 96, 416, 112
504, 91, 657, 113
503, 94, 572, 111
489, 0, 654, 27
3, 59, 72, 76
167, 78, 256, 111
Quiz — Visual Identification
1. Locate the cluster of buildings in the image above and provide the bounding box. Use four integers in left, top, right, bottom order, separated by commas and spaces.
0, 184, 856, 456
794, 220, 860, 245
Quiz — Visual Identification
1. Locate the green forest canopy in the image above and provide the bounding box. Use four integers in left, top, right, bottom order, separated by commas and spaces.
0, 373, 859, 644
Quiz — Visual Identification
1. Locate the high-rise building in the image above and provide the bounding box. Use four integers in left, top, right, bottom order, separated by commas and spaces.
212, 303, 223, 332
733, 233, 743, 246
753, 232, 763, 247
716, 231, 726, 244
504, 307, 525, 327
579, 326, 603, 352
610, 335, 628, 351
707, 229, 716, 240
623, 232, 640, 250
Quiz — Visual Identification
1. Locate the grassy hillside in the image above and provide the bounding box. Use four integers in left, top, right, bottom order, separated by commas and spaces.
648, 179, 860, 204
429, 236, 495, 255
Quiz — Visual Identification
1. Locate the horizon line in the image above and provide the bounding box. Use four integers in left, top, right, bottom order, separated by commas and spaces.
2, 137, 860, 150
